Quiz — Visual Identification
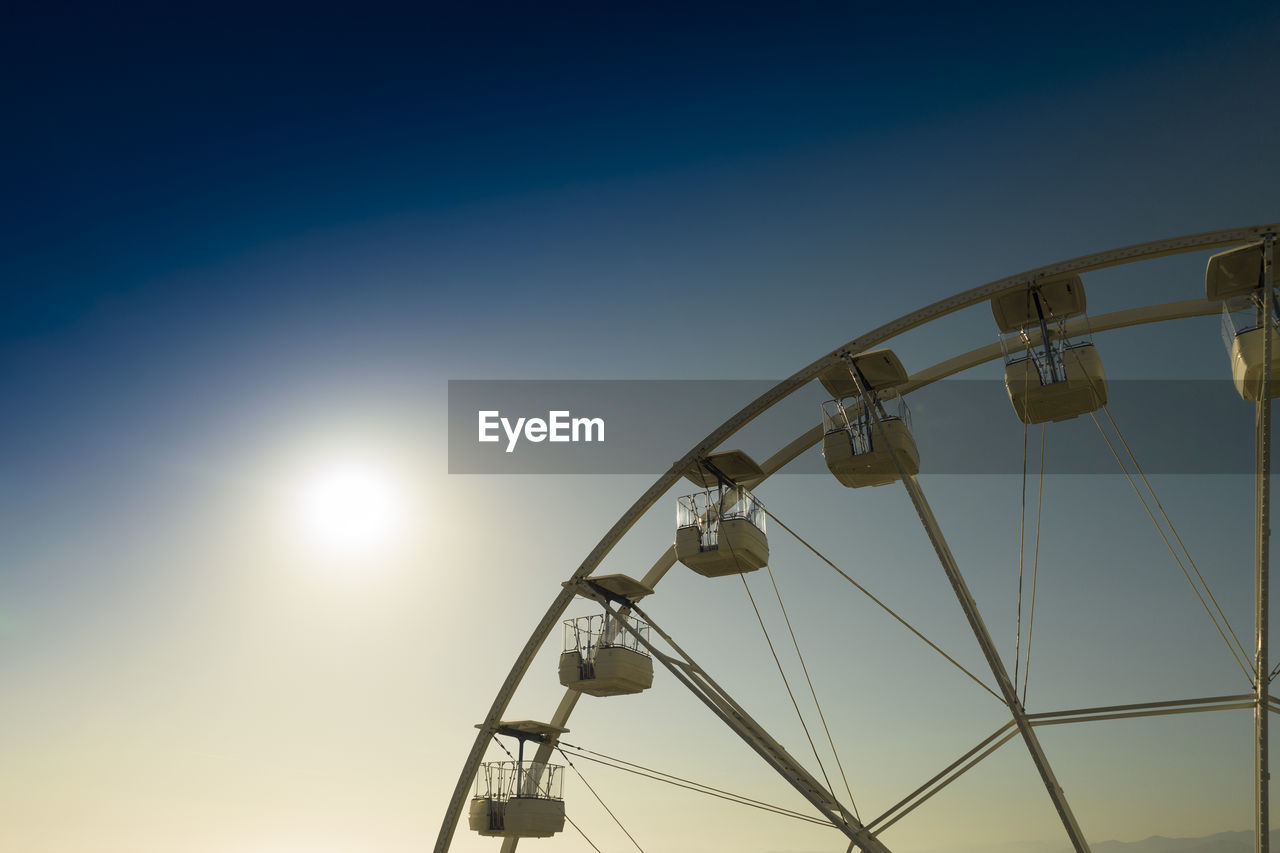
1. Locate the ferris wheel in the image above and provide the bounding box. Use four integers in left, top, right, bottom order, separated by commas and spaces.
437, 224, 1280, 853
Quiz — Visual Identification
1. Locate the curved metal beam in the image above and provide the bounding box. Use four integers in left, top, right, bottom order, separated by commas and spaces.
436, 226, 1276, 852
761, 297, 1221, 476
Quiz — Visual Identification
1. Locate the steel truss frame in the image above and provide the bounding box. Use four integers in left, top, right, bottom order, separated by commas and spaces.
437, 224, 1280, 853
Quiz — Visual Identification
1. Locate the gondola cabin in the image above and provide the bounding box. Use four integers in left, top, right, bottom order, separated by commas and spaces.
992, 275, 1107, 423
1207, 241, 1278, 401
818, 349, 920, 488
675, 450, 768, 577
470, 721, 566, 839
559, 606, 654, 697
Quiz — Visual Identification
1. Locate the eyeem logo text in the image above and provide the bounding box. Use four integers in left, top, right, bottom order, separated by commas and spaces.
478, 410, 606, 453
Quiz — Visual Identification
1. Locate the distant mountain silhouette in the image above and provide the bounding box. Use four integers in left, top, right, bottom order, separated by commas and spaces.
906, 831, 1278, 853
1091, 831, 1275, 853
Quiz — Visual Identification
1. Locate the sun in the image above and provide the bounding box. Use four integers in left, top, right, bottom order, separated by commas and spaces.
290, 457, 409, 561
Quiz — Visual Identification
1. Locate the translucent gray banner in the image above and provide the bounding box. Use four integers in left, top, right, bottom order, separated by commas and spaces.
447, 380, 1257, 475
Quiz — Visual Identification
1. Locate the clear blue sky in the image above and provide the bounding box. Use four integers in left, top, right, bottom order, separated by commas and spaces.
2, 3, 1280, 852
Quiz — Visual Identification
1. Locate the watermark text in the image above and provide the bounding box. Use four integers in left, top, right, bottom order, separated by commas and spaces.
478, 410, 606, 453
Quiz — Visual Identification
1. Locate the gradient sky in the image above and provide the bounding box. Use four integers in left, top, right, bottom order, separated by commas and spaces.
4, 3, 1280, 852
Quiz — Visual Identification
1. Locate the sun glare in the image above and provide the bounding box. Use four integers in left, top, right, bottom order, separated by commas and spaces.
290, 457, 409, 561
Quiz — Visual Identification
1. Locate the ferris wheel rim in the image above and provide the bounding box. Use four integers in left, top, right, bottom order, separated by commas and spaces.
437, 222, 1280, 853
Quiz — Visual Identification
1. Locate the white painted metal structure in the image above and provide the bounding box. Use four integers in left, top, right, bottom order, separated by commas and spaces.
674, 483, 770, 577
558, 611, 654, 697
469, 721, 569, 840
436, 224, 1280, 853
994, 274, 1108, 424
1212, 242, 1280, 402
821, 349, 921, 488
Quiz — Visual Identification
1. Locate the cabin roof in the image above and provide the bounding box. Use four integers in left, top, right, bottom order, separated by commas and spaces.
819, 348, 909, 398
991, 275, 1087, 333
582, 574, 654, 601
481, 720, 570, 741
683, 449, 764, 489
1206, 242, 1264, 301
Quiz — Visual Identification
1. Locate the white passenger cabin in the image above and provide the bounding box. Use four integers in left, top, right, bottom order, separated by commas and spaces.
675, 450, 769, 577
559, 598, 654, 697
992, 276, 1107, 424
1207, 241, 1277, 401
819, 349, 920, 488
470, 721, 566, 839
